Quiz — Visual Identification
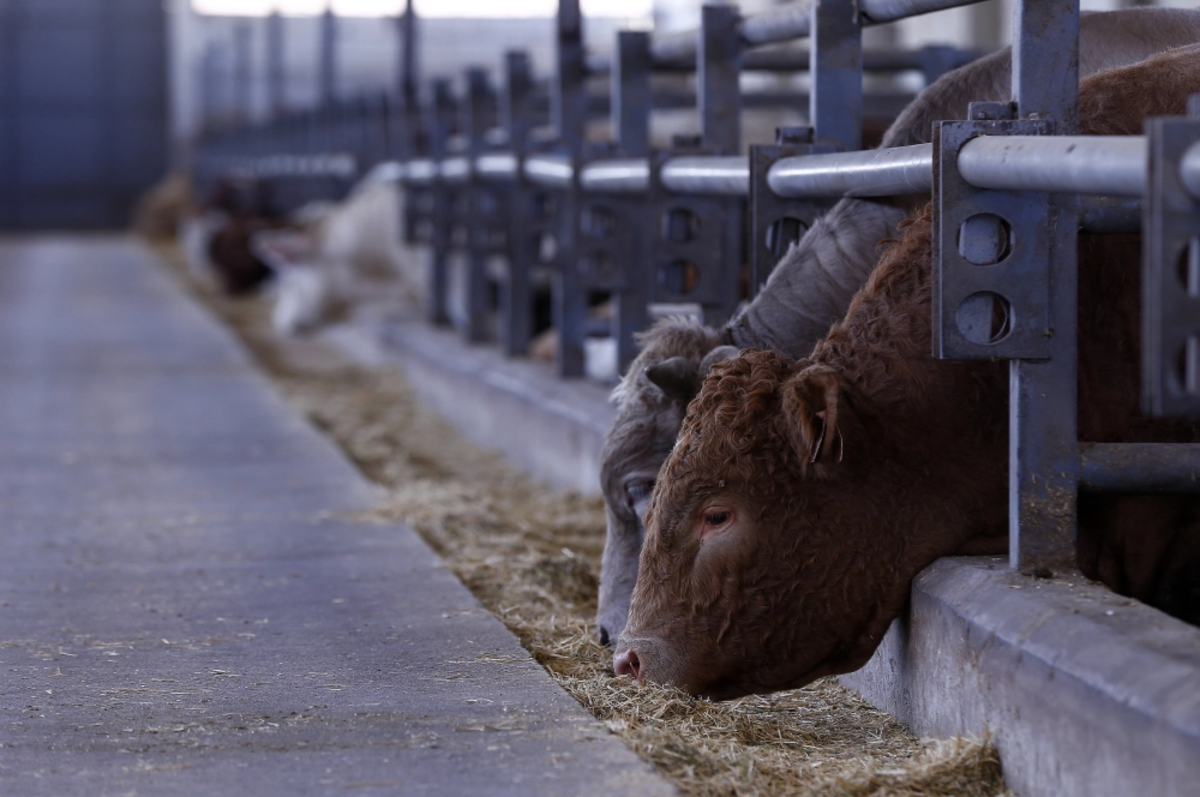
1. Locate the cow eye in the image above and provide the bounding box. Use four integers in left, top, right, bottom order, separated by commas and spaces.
704, 511, 731, 526
625, 479, 655, 525
625, 480, 654, 505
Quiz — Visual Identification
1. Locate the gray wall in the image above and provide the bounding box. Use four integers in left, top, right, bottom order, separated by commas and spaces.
0, 0, 169, 230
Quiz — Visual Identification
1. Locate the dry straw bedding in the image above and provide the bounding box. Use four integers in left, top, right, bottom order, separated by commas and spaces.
160, 246, 1008, 797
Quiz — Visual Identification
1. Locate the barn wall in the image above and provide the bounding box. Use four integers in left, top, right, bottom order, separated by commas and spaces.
0, 0, 169, 230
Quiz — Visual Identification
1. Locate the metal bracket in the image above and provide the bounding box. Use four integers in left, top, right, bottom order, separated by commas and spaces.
646, 143, 743, 325
748, 126, 836, 297
934, 117, 1055, 361
1143, 113, 1200, 417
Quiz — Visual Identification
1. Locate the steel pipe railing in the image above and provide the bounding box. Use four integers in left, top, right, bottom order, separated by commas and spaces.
404, 159, 438, 184
589, 44, 984, 76
645, 0, 986, 69
769, 143, 933, 198
223, 132, 1200, 206
765, 136, 1169, 201
859, 0, 985, 23
1079, 444, 1200, 493
476, 153, 519, 180
660, 156, 749, 195
439, 156, 471, 183
579, 159, 649, 193
958, 135, 1147, 197
523, 153, 574, 188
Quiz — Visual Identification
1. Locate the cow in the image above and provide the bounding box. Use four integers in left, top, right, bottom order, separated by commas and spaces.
610, 43, 1200, 699
595, 6, 1200, 647
253, 167, 422, 336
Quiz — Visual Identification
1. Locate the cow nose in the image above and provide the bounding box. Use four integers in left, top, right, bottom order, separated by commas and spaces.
613, 648, 641, 681
597, 625, 611, 647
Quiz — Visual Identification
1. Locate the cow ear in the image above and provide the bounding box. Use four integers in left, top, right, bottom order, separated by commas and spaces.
699, 345, 739, 375
780, 364, 845, 475
644, 356, 699, 404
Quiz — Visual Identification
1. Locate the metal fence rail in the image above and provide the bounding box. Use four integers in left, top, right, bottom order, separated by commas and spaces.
644, 0, 987, 66
194, 0, 1200, 589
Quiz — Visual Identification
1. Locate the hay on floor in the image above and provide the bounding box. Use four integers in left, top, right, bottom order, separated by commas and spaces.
158, 244, 1009, 797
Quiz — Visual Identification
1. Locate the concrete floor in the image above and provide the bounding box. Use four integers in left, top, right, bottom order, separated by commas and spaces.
0, 237, 676, 796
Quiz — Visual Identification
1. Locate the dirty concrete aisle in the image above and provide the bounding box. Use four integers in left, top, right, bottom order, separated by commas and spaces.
0, 237, 674, 796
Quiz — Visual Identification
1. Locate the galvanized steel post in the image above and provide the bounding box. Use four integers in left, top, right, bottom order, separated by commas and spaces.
552, 0, 588, 377
810, 0, 863, 153
426, 79, 456, 327
609, 30, 653, 374
499, 52, 538, 357
463, 68, 498, 343
319, 8, 337, 109
1008, 0, 1080, 575
266, 11, 285, 119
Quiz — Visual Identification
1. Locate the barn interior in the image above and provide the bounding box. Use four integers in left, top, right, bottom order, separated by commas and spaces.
3, 0, 1200, 795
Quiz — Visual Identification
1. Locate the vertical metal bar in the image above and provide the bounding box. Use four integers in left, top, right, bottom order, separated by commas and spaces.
553, 0, 587, 377
200, 43, 223, 134
1008, 218, 1079, 574
501, 52, 536, 356
319, 8, 336, 109
810, 0, 863, 152
427, 79, 455, 327
1012, 0, 1079, 133
233, 23, 253, 126
613, 31, 650, 159
398, 0, 419, 160
553, 0, 586, 148
267, 11, 285, 119
464, 68, 494, 343
611, 31, 652, 375
1008, 0, 1081, 574
398, 0, 421, 246
699, 4, 741, 155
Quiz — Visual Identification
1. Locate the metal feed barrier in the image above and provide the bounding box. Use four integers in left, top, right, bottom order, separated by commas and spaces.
195, 0, 1200, 578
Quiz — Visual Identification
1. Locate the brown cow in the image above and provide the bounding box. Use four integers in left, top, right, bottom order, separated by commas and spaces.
595, 7, 1200, 647
613, 45, 1200, 699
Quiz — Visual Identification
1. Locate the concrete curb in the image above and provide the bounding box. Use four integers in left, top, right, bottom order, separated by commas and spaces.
323, 317, 615, 496
841, 557, 1200, 797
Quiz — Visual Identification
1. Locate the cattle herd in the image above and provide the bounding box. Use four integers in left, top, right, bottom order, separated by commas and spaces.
175, 4, 1200, 702
602, 11, 1200, 697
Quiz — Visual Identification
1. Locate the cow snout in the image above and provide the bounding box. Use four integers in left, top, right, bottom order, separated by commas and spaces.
597, 625, 611, 647
613, 648, 641, 682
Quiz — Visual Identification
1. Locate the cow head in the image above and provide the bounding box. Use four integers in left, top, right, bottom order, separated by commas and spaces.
612, 349, 942, 699
596, 318, 737, 646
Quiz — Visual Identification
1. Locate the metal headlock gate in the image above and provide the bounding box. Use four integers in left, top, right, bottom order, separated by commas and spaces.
196, 0, 1200, 577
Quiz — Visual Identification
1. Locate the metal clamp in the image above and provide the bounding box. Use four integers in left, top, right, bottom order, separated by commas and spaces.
934, 115, 1055, 361
645, 140, 744, 325
749, 126, 836, 297
1143, 106, 1200, 418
